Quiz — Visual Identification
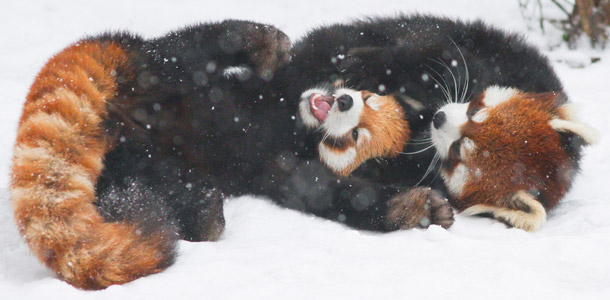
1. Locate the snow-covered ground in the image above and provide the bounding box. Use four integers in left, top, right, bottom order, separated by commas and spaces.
1, 0, 609, 299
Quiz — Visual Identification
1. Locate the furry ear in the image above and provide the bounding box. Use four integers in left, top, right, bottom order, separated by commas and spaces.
361, 90, 374, 100
549, 103, 598, 145
461, 191, 547, 232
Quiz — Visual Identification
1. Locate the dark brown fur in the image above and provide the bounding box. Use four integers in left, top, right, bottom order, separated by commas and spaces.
386, 187, 454, 230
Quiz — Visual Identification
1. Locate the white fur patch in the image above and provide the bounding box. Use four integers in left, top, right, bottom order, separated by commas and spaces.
357, 128, 371, 147
441, 163, 469, 197
319, 143, 356, 173
460, 138, 476, 160
366, 96, 381, 111
471, 108, 489, 123
461, 191, 546, 232
431, 103, 468, 159
298, 88, 328, 130
482, 86, 519, 107
549, 118, 598, 145
321, 88, 364, 138
557, 103, 579, 121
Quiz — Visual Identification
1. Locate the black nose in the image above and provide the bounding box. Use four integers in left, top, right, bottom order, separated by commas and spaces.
433, 111, 446, 129
337, 95, 353, 112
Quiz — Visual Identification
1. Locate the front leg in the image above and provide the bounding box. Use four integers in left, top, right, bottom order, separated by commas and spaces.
385, 187, 454, 230
162, 179, 226, 242
218, 20, 291, 78
261, 159, 453, 231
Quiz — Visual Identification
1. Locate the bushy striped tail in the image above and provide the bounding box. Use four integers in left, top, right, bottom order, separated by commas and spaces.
10, 39, 176, 290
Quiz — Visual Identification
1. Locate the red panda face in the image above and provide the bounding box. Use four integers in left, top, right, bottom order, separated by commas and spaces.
430, 86, 597, 214
298, 87, 410, 176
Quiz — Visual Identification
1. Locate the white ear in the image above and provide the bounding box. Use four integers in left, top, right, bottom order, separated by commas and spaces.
461, 191, 547, 232
549, 118, 598, 145
556, 102, 579, 121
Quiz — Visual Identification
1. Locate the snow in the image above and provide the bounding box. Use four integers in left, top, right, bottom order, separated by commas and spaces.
1, 0, 609, 299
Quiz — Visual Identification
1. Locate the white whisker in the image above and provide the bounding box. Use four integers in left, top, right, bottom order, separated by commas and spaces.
396, 144, 435, 155
429, 159, 443, 183
424, 62, 452, 104
320, 129, 332, 144
415, 151, 440, 187
408, 141, 433, 145
431, 58, 459, 104
448, 36, 470, 103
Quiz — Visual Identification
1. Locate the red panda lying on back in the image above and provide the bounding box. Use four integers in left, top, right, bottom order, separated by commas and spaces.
430, 86, 597, 231
308, 86, 596, 232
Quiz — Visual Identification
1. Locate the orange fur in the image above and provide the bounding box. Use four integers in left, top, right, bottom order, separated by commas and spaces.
458, 93, 570, 211
444, 90, 594, 231
11, 41, 174, 289
321, 92, 410, 176
333, 86, 593, 231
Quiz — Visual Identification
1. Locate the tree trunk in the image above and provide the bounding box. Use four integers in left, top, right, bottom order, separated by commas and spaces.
573, 0, 608, 47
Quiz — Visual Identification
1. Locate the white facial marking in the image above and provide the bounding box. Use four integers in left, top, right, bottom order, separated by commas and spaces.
357, 128, 371, 147
460, 137, 476, 160
318, 143, 356, 173
471, 108, 489, 123
482, 85, 518, 107
431, 103, 468, 159
442, 163, 469, 197
298, 88, 328, 130
321, 88, 364, 138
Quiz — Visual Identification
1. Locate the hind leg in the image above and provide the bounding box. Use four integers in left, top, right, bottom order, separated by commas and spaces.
160, 179, 226, 242
461, 191, 547, 232
172, 185, 226, 242
98, 176, 226, 242
97, 178, 180, 237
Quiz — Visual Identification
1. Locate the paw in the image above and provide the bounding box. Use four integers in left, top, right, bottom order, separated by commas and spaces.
220, 20, 291, 79
177, 187, 226, 242
385, 187, 454, 230
337, 47, 388, 91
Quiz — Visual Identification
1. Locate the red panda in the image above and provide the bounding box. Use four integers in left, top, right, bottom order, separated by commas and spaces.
300, 88, 411, 177
303, 85, 596, 232
298, 86, 455, 230
10, 19, 292, 289
10, 40, 177, 289
430, 86, 597, 231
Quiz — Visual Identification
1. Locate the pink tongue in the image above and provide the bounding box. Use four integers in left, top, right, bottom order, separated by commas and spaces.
313, 101, 331, 122
310, 94, 333, 122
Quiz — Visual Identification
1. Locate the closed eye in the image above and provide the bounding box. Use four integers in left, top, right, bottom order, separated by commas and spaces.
467, 106, 481, 118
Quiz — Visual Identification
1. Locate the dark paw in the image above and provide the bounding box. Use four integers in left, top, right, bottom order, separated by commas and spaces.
338, 47, 390, 91
220, 20, 291, 79
176, 187, 226, 242
385, 187, 454, 230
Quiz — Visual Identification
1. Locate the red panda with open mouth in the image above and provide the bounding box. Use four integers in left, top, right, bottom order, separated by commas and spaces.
299, 85, 597, 232
430, 86, 597, 231
299, 87, 410, 176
